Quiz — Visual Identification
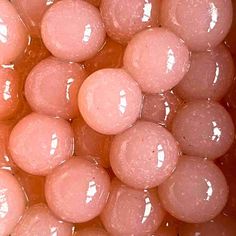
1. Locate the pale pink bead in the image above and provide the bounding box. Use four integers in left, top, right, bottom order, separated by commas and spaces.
0, 0, 28, 64
12, 203, 73, 236
78, 69, 142, 135
172, 100, 235, 160
179, 214, 236, 236
158, 156, 229, 223
175, 44, 234, 101
141, 91, 182, 128
11, 0, 59, 37
123, 27, 190, 93
101, 179, 165, 235
0, 170, 26, 235
75, 227, 109, 236
9, 113, 74, 176
25, 57, 86, 119
160, 0, 233, 51
41, 0, 106, 62
100, 0, 160, 44
110, 121, 180, 189
45, 158, 110, 223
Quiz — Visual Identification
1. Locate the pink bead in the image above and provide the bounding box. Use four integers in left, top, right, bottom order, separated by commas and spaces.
0, 0, 28, 64
0, 170, 26, 235
175, 44, 234, 101
71, 118, 112, 168
123, 27, 190, 93
158, 156, 229, 223
75, 227, 109, 236
78, 69, 142, 135
41, 0, 106, 62
110, 121, 180, 189
25, 57, 86, 119
9, 113, 74, 175
179, 214, 236, 236
101, 178, 165, 235
11, 0, 59, 37
100, 0, 160, 44
172, 100, 234, 160
160, 0, 233, 51
141, 91, 182, 128
45, 158, 110, 223
12, 203, 73, 236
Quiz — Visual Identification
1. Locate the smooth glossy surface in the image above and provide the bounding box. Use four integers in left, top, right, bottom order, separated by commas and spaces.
9, 113, 74, 175
141, 91, 182, 128
72, 118, 112, 168
75, 227, 109, 236
172, 100, 234, 160
0, 0, 28, 64
41, 0, 106, 62
25, 57, 86, 119
45, 158, 110, 223
0, 170, 26, 236
78, 68, 142, 135
101, 179, 165, 235
12, 203, 73, 236
123, 27, 190, 93
100, 0, 160, 44
175, 44, 234, 101
110, 121, 180, 189
158, 156, 229, 223
161, 0, 233, 51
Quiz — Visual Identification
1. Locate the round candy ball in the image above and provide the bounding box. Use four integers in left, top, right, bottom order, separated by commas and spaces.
25, 56, 86, 119
45, 158, 110, 223
11, 203, 73, 236
41, 0, 106, 62
123, 27, 190, 93
160, 0, 233, 51
0, 0, 28, 64
101, 179, 165, 235
172, 100, 235, 160
158, 156, 229, 223
78, 68, 142, 135
9, 113, 74, 176
110, 121, 180, 189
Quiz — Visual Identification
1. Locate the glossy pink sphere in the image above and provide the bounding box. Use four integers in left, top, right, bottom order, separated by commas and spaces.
78, 69, 142, 135
172, 100, 235, 160
161, 0, 233, 51
175, 44, 234, 101
9, 113, 74, 175
123, 27, 190, 93
100, 0, 160, 44
101, 179, 165, 235
12, 203, 73, 236
25, 57, 86, 119
158, 156, 229, 223
0, 0, 28, 64
45, 158, 110, 223
41, 0, 106, 62
110, 121, 180, 189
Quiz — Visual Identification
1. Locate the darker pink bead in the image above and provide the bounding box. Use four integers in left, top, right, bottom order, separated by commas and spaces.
110, 121, 180, 189
100, 0, 160, 44
123, 27, 190, 93
101, 179, 165, 235
160, 0, 233, 51
175, 44, 234, 101
158, 156, 229, 223
45, 158, 110, 223
78, 68, 142, 135
0, 0, 28, 64
172, 100, 235, 160
9, 113, 74, 175
41, 0, 106, 62
12, 203, 73, 236
25, 57, 86, 119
